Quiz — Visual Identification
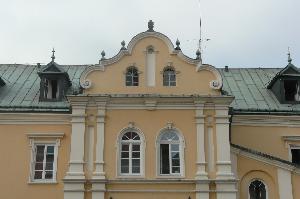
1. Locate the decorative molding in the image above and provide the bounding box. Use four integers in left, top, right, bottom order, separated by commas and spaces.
231, 146, 300, 174
282, 136, 300, 142
0, 113, 70, 124
26, 132, 64, 139
79, 31, 223, 90
232, 115, 300, 127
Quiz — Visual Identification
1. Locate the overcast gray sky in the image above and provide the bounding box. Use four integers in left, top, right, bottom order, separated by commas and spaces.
0, 0, 299, 68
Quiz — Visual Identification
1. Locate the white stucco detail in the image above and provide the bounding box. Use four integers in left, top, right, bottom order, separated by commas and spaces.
195, 104, 208, 179
93, 103, 106, 179
215, 108, 235, 179
146, 47, 156, 86
85, 126, 94, 176
277, 168, 293, 199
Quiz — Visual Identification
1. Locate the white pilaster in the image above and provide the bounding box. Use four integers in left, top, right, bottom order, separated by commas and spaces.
215, 108, 234, 180
196, 182, 210, 199
277, 168, 293, 199
64, 97, 88, 199
195, 103, 208, 179
66, 103, 86, 178
93, 100, 106, 179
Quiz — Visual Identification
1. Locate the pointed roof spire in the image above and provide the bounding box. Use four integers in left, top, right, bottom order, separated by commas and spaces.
51, 48, 55, 62
288, 47, 292, 64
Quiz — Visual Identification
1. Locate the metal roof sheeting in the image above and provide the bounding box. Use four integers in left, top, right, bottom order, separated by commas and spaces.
1, 64, 300, 114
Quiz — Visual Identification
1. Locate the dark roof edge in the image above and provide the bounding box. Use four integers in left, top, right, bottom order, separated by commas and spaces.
231, 143, 300, 168
230, 108, 300, 116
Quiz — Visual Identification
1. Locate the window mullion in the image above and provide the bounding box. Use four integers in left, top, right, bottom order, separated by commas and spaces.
129, 142, 132, 174
169, 144, 172, 174
42, 145, 47, 179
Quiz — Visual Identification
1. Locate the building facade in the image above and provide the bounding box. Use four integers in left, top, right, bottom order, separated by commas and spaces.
0, 21, 299, 199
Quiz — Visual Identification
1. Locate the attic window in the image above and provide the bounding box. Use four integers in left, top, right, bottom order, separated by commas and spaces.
44, 79, 59, 99
284, 80, 300, 102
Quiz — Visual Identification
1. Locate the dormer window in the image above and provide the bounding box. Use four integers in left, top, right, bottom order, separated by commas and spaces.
44, 79, 59, 99
267, 55, 300, 104
38, 49, 71, 102
284, 80, 300, 102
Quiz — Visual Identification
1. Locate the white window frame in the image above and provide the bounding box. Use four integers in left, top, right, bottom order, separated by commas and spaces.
248, 179, 268, 199
156, 126, 185, 178
289, 144, 300, 164
163, 67, 176, 87
27, 133, 64, 184
116, 125, 145, 178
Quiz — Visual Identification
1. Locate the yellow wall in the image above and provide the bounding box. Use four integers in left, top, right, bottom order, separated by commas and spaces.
0, 124, 71, 199
85, 37, 219, 96
104, 109, 197, 179
231, 125, 300, 160
237, 155, 279, 199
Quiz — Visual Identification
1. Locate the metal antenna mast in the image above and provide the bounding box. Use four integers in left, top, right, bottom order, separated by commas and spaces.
198, 0, 203, 64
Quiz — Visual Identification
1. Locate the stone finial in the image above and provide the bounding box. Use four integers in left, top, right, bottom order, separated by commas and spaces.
147, 20, 154, 32
196, 49, 201, 60
288, 47, 292, 64
101, 50, 106, 60
51, 48, 55, 62
121, 40, 126, 50
175, 39, 181, 50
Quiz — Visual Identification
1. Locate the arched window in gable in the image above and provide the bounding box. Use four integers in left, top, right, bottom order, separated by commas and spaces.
125, 66, 139, 86
163, 66, 176, 86
249, 180, 267, 199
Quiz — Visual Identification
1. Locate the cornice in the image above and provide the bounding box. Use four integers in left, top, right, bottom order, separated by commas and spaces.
0, 113, 70, 124
231, 145, 300, 174
232, 114, 300, 127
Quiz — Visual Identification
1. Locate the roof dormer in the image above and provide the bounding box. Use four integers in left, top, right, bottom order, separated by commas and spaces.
267, 52, 300, 104
38, 49, 71, 101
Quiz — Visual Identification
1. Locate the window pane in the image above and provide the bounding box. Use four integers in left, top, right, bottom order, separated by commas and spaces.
34, 171, 43, 179
249, 180, 266, 199
47, 146, 54, 154
132, 166, 140, 173
160, 144, 170, 174
46, 154, 54, 163
121, 166, 129, 173
172, 167, 180, 174
35, 162, 43, 170
171, 152, 179, 159
132, 159, 140, 167
121, 159, 129, 167
36, 145, 45, 154
121, 152, 129, 158
45, 171, 53, 179
291, 149, 300, 164
132, 144, 140, 151
122, 144, 129, 151
172, 159, 180, 167
171, 144, 179, 151
132, 152, 140, 158
45, 162, 53, 170
36, 154, 44, 162
161, 131, 179, 141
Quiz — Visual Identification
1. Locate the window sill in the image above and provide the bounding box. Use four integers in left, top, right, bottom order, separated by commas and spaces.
156, 175, 184, 179
28, 180, 58, 184
116, 175, 145, 179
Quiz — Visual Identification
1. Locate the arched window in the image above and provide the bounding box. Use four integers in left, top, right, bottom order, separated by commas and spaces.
163, 67, 176, 86
126, 67, 139, 86
249, 180, 267, 199
158, 129, 184, 175
119, 131, 142, 175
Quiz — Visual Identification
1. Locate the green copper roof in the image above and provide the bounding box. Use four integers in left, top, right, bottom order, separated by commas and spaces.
0, 64, 88, 112
219, 68, 300, 114
1, 64, 300, 114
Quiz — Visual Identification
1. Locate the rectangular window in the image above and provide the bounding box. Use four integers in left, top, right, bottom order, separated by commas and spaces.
160, 144, 180, 174
33, 144, 56, 180
120, 143, 141, 175
291, 148, 300, 165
